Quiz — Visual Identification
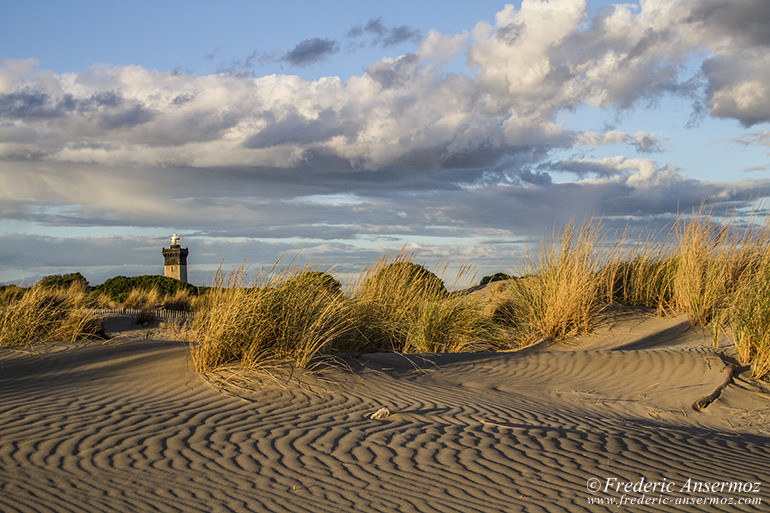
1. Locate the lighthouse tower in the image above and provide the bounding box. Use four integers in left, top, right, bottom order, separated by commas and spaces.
162, 234, 189, 283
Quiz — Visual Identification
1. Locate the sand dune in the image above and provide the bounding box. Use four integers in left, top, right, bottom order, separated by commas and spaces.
1, 310, 768, 512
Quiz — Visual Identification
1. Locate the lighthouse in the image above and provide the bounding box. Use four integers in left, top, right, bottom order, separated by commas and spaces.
162, 234, 189, 283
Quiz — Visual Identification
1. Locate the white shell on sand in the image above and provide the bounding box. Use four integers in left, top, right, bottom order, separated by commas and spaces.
369, 407, 392, 420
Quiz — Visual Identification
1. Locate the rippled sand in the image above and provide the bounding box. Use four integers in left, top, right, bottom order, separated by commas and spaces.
1, 310, 768, 512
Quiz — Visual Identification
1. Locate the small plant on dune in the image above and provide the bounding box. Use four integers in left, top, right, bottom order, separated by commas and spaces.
359, 258, 448, 301
665, 205, 768, 327
95, 275, 199, 304
352, 251, 502, 353
670, 208, 735, 326
37, 272, 90, 290
0, 285, 27, 306
603, 258, 673, 311
283, 271, 343, 297
161, 288, 197, 311
134, 310, 156, 326
0, 284, 103, 349
598, 202, 770, 378
712, 214, 770, 379
480, 272, 511, 286
729, 253, 770, 379
599, 228, 677, 314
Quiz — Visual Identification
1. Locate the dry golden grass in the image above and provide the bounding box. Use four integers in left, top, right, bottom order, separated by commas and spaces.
6, 202, 767, 380
188, 205, 770, 379
122, 288, 163, 310
603, 205, 770, 378
493, 218, 609, 346
350, 250, 503, 353
600, 230, 676, 313
189, 262, 358, 373
489, 204, 770, 378
729, 258, 770, 379
0, 283, 103, 349
189, 251, 506, 372
404, 296, 498, 353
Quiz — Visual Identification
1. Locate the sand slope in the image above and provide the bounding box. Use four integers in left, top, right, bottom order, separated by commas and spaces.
0, 311, 768, 512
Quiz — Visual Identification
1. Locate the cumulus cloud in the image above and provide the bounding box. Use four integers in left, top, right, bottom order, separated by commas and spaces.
2, 0, 768, 171
703, 50, 770, 126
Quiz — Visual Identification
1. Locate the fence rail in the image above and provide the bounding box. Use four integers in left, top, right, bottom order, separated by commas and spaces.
90, 308, 195, 322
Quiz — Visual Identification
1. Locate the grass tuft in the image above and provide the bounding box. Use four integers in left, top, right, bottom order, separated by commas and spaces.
0, 284, 103, 349
189, 262, 358, 373
495, 218, 607, 345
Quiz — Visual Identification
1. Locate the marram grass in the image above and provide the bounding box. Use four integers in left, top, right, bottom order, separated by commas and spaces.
489, 205, 770, 379
190, 251, 507, 373
493, 218, 610, 346
189, 263, 360, 373
0, 284, 103, 349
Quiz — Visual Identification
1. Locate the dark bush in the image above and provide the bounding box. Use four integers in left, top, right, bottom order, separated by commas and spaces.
282, 271, 342, 296
37, 272, 90, 290
363, 262, 448, 300
134, 310, 156, 326
480, 272, 511, 286
0, 285, 27, 305
95, 275, 199, 303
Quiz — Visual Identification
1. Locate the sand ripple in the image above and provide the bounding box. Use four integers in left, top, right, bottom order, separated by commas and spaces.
1, 328, 769, 512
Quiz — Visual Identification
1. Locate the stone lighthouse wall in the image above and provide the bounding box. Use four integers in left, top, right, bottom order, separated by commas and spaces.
162, 246, 189, 283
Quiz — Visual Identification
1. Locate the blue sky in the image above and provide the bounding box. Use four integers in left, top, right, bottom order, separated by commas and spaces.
1, 0, 769, 286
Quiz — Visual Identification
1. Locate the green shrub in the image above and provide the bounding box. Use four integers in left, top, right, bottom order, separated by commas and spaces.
37, 272, 90, 290
360, 261, 447, 302
348, 253, 500, 353
480, 272, 511, 286
282, 271, 342, 297
95, 275, 199, 303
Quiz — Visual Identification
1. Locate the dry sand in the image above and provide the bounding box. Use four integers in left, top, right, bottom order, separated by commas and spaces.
1, 309, 769, 512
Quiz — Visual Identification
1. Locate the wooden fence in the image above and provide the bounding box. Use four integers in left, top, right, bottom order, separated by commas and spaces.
90, 308, 195, 322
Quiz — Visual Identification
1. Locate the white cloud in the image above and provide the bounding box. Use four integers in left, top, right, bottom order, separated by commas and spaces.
704, 49, 770, 126
574, 131, 664, 152
2, 0, 769, 171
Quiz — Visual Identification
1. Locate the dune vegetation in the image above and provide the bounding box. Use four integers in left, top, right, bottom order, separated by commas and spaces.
490, 205, 770, 379
0, 282, 104, 349
189, 204, 770, 379
2, 203, 769, 379
188, 253, 506, 373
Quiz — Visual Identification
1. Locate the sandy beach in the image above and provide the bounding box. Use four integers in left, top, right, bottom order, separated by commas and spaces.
1, 309, 768, 512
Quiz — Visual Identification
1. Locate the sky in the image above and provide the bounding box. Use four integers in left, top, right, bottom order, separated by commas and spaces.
1, 0, 769, 287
